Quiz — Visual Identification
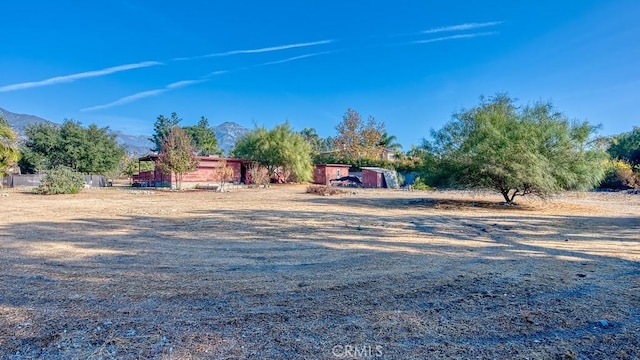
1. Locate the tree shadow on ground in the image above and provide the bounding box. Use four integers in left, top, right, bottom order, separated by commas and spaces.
1, 204, 638, 359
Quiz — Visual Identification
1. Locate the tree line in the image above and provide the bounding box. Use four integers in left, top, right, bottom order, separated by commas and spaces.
1, 93, 638, 200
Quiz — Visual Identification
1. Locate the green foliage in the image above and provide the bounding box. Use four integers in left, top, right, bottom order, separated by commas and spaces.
313, 151, 398, 171
108, 155, 155, 181
150, 112, 181, 153
600, 159, 640, 189
233, 123, 313, 183
411, 176, 433, 191
35, 166, 85, 194
300, 128, 333, 157
378, 131, 403, 152
0, 116, 20, 178
157, 127, 199, 189
349, 157, 396, 171
17, 146, 45, 174
183, 116, 221, 156
21, 120, 125, 174
608, 127, 640, 165
334, 108, 385, 160
429, 94, 608, 203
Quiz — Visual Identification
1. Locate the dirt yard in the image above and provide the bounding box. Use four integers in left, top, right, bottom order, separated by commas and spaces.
1, 186, 638, 359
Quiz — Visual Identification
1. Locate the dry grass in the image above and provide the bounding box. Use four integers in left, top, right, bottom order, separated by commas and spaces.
0, 186, 639, 359
306, 185, 352, 196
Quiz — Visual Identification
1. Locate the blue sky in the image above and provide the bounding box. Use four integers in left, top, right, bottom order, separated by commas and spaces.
1, 1, 638, 148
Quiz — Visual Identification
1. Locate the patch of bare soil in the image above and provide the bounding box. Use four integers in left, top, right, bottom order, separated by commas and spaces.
0, 186, 639, 359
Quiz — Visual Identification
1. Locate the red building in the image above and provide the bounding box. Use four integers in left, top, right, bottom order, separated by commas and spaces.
313, 164, 350, 185
361, 167, 399, 188
132, 155, 246, 188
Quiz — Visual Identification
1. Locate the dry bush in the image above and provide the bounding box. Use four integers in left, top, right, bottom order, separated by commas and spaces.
210, 159, 234, 191
248, 162, 270, 185
306, 185, 349, 196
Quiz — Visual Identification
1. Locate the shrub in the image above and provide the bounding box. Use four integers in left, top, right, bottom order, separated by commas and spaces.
35, 166, 85, 194
411, 176, 433, 191
600, 160, 640, 190
247, 162, 270, 185
306, 185, 349, 196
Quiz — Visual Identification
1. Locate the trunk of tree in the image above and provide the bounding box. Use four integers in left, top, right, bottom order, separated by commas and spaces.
500, 189, 513, 203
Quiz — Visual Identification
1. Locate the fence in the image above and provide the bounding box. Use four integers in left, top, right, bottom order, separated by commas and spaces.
1, 174, 106, 188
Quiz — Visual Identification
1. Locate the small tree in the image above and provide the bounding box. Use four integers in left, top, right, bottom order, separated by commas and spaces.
429, 94, 608, 203
247, 162, 270, 185
156, 127, 199, 189
0, 116, 20, 185
211, 159, 234, 191
233, 123, 313, 183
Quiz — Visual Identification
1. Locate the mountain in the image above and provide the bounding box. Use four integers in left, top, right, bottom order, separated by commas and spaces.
213, 121, 250, 155
110, 130, 154, 156
0, 107, 56, 138
0, 107, 153, 154
1, 107, 249, 156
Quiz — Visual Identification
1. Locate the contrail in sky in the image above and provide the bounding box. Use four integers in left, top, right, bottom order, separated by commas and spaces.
81, 89, 169, 112
174, 39, 335, 60
82, 50, 332, 111
82, 78, 214, 112
255, 51, 334, 67
422, 21, 502, 34
0, 61, 162, 92
2, 39, 333, 92
411, 31, 498, 44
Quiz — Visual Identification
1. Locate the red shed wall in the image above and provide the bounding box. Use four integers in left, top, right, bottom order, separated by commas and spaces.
313, 165, 327, 185
362, 169, 383, 188
313, 165, 349, 185
325, 166, 348, 184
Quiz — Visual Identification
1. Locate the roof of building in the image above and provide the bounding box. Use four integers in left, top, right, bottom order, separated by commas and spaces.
315, 164, 351, 167
361, 167, 394, 173
139, 154, 246, 162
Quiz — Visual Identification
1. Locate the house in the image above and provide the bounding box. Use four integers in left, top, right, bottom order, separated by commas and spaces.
313, 164, 350, 185
132, 155, 247, 188
361, 167, 400, 188
380, 149, 398, 162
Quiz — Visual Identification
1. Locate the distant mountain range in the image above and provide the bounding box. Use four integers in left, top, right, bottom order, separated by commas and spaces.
213, 121, 250, 155
0, 107, 249, 156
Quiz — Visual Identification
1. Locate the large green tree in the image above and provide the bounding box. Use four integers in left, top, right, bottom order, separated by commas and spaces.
429, 94, 607, 203
183, 116, 221, 156
233, 123, 312, 182
21, 120, 124, 174
608, 127, 640, 165
0, 116, 20, 180
150, 112, 181, 153
156, 126, 199, 189
334, 108, 385, 160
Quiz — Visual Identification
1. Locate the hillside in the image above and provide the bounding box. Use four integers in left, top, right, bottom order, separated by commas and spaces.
0, 107, 57, 136
213, 122, 250, 155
